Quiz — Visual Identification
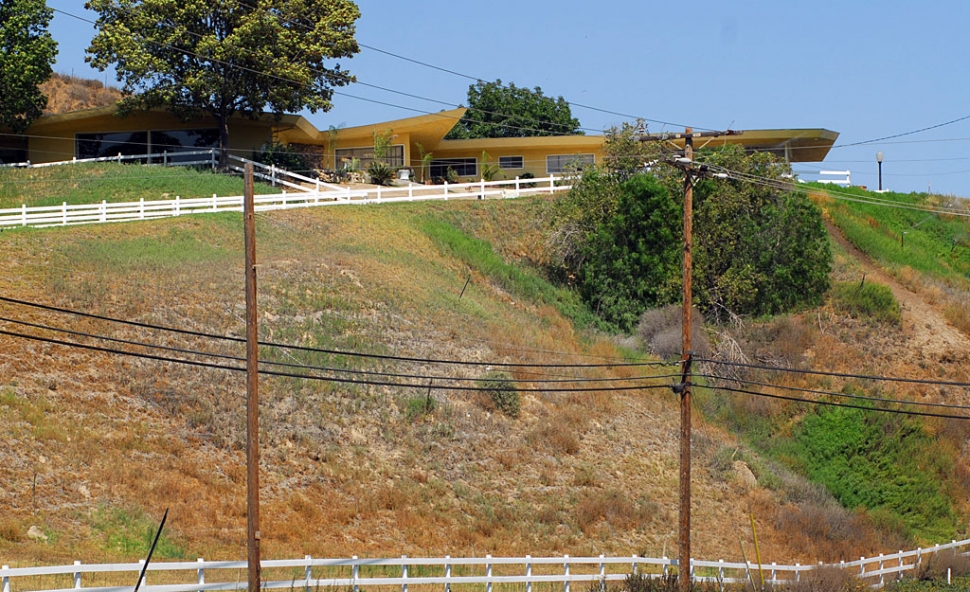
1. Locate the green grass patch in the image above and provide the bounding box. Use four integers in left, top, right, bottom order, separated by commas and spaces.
0, 162, 281, 209
830, 280, 901, 324
89, 505, 185, 559
774, 401, 958, 543
817, 183, 970, 280
419, 218, 600, 329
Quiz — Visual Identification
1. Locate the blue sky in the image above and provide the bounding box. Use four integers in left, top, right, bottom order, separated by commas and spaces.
46, 0, 970, 196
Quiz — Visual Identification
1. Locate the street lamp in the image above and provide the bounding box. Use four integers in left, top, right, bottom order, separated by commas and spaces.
876, 151, 884, 191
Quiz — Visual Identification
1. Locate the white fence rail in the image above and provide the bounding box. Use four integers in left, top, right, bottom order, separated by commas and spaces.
2, 540, 968, 592
0, 152, 570, 229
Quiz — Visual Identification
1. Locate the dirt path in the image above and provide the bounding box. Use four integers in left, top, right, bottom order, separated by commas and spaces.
826, 220, 970, 364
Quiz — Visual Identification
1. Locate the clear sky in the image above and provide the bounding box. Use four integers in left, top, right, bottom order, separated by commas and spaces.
45, 0, 970, 197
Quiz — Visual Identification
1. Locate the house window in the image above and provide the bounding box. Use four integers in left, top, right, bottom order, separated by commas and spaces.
430, 158, 477, 179
151, 129, 219, 162
498, 155, 524, 169
546, 153, 595, 174
76, 131, 149, 160
335, 145, 404, 168
75, 129, 219, 162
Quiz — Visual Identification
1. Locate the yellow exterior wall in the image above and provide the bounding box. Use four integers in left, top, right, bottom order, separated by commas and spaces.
26, 109, 274, 164
431, 137, 606, 181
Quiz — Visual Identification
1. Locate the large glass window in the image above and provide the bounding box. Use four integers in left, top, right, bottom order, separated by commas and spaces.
546, 153, 595, 174
75, 129, 219, 162
151, 129, 219, 162
430, 158, 477, 179
498, 155, 524, 169
335, 145, 404, 168
76, 131, 149, 160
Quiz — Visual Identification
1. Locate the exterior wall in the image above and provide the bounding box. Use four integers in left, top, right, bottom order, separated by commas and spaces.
26, 110, 274, 164
431, 139, 606, 181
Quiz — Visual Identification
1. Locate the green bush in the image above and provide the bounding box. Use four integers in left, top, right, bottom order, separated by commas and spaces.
478, 372, 520, 418
830, 280, 901, 324
254, 141, 312, 174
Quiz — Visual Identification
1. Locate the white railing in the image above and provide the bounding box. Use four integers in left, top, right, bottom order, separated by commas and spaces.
0, 166, 570, 229
2, 540, 967, 592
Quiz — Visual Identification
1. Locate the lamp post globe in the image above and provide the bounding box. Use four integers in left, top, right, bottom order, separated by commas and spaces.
876, 151, 884, 191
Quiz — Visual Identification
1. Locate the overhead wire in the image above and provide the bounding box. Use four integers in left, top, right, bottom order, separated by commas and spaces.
0, 295, 678, 370
0, 325, 675, 394
0, 313, 679, 386
693, 383, 970, 421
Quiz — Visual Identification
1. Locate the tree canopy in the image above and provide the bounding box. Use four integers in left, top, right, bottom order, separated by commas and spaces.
85, 0, 360, 166
549, 127, 831, 331
0, 0, 57, 133
446, 79, 582, 139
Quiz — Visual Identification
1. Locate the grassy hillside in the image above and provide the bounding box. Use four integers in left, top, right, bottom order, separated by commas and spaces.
0, 162, 281, 210
1, 165, 968, 574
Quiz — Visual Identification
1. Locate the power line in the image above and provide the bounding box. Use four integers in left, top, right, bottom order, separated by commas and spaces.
0, 295, 677, 370
696, 372, 970, 412
0, 313, 681, 386
696, 357, 970, 389
0, 326, 675, 394
832, 114, 970, 149
694, 383, 970, 421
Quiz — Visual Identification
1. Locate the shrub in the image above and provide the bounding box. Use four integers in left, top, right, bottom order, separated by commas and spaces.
830, 280, 901, 324
254, 141, 312, 174
367, 161, 395, 186
637, 305, 710, 360
477, 372, 520, 418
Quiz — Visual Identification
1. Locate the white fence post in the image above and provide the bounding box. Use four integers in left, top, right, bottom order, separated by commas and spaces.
73, 561, 81, 589
212, 194, 218, 212
549, 174, 555, 194
352, 555, 359, 592
100, 200, 107, 223
443, 180, 448, 200
197, 557, 205, 591
304, 555, 312, 590
62, 202, 68, 226
140, 198, 145, 220
137, 559, 146, 589
878, 554, 884, 587
859, 556, 865, 578
631, 555, 638, 576
795, 563, 800, 583
600, 553, 606, 592
444, 555, 451, 592
401, 555, 407, 592
163, 151, 168, 166
175, 195, 181, 216
486, 554, 493, 592
408, 184, 413, 201
2, 564, 9, 592
563, 555, 570, 592
480, 178, 485, 199
377, 185, 382, 202
662, 555, 668, 577
515, 176, 520, 193
717, 560, 724, 588
898, 551, 904, 581
21, 204, 26, 227
526, 555, 532, 592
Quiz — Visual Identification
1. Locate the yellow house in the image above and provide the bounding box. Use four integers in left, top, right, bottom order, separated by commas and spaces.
4, 105, 839, 182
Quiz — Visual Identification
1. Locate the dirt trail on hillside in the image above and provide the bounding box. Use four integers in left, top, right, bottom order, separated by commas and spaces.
825, 220, 970, 364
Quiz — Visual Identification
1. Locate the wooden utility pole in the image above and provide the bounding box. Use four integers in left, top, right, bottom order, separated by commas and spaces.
678, 128, 694, 592
243, 163, 261, 592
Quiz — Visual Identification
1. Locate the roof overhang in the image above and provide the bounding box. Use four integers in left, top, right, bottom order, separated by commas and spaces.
659, 128, 840, 162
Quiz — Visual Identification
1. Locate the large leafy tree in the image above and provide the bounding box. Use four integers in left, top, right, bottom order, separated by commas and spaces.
446, 79, 581, 139
0, 0, 57, 133
550, 130, 831, 331
85, 0, 360, 166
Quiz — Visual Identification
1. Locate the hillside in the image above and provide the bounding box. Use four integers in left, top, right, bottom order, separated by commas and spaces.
40, 73, 123, 114
1, 167, 969, 569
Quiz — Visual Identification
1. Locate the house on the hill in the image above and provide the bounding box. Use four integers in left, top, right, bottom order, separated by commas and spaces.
1, 105, 839, 181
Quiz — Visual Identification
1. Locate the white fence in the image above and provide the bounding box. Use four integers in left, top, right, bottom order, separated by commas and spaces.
0, 151, 571, 229
2, 540, 968, 592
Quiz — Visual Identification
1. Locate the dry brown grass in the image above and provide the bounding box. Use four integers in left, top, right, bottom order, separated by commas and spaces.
41, 73, 123, 114
2, 195, 959, 568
